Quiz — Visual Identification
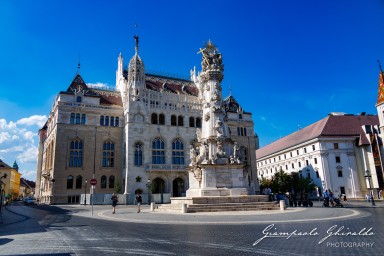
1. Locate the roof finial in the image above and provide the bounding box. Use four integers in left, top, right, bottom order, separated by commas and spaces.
378, 60, 383, 74
134, 35, 139, 54
229, 83, 232, 96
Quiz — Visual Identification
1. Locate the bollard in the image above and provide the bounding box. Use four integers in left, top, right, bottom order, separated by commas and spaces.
280, 200, 286, 211
150, 202, 155, 212
181, 203, 187, 213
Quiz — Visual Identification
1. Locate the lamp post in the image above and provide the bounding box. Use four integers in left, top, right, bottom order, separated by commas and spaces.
146, 179, 151, 205
84, 180, 87, 205
364, 170, 375, 206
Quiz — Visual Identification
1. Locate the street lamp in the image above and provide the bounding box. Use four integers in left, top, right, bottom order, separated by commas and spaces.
84, 180, 88, 205
364, 170, 375, 206
146, 179, 151, 205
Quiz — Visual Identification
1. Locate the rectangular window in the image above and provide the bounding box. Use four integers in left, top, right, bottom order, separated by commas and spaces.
316, 171, 320, 178
290, 152, 292, 157
306, 160, 309, 166
105, 116, 109, 126
297, 150, 299, 155
312, 145, 315, 151
334, 143, 339, 149
299, 162, 301, 168
338, 170, 343, 177
285, 165, 288, 170
314, 158, 318, 164
81, 114, 86, 124
335, 156, 341, 163
110, 116, 114, 127
115, 117, 119, 127
291, 163, 294, 169
304, 147, 307, 153
70, 113, 75, 124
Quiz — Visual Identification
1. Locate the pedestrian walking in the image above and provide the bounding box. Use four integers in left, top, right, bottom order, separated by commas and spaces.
329, 191, 335, 207
134, 193, 142, 213
111, 193, 118, 214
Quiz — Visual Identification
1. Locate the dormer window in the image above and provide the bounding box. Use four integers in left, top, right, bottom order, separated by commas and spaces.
76, 96, 82, 103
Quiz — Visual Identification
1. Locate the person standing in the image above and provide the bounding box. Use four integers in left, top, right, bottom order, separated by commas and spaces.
111, 193, 118, 214
134, 193, 142, 213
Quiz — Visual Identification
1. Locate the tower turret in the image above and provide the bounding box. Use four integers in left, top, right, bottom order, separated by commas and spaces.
127, 35, 145, 101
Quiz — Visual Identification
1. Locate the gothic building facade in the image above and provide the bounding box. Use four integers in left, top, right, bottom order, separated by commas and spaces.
35, 38, 258, 204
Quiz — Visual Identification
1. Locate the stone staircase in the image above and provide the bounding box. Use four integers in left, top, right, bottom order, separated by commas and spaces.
156, 195, 279, 213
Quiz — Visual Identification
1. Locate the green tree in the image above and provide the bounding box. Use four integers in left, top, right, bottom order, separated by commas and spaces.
114, 178, 122, 194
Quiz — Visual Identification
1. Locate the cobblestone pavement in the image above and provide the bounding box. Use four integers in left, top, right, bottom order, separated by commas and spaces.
0, 200, 383, 255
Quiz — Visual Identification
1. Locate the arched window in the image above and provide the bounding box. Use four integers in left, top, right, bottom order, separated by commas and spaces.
115, 117, 119, 126
189, 117, 195, 127
70, 113, 75, 124
172, 139, 184, 165
196, 117, 202, 128
244, 127, 247, 136
152, 138, 165, 164
151, 113, 158, 124
171, 115, 177, 126
134, 142, 143, 166
109, 175, 115, 188
76, 96, 82, 103
102, 141, 115, 167
101, 175, 107, 188
76, 113, 80, 124
81, 114, 86, 124
76, 175, 82, 189
110, 116, 115, 126
105, 116, 109, 126
100, 116, 104, 126
67, 175, 73, 189
178, 116, 184, 127
159, 114, 165, 125
69, 139, 83, 167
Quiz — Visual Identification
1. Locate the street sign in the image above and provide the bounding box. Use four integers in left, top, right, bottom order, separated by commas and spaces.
90, 179, 97, 185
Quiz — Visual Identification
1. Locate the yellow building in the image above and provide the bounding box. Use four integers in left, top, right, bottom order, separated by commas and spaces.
0, 159, 21, 200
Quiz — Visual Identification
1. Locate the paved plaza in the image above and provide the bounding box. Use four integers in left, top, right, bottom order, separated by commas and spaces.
0, 200, 383, 255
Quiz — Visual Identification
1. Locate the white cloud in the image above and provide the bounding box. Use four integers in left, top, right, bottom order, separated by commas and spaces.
0, 145, 24, 153
0, 119, 16, 129
23, 131, 35, 142
17, 145, 38, 163
0, 132, 10, 143
19, 169, 37, 181
87, 82, 112, 89
16, 115, 47, 127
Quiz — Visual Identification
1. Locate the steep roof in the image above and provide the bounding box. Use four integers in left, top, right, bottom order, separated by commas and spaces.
145, 74, 198, 96
0, 159, 12, 169
256, 114, 379, 159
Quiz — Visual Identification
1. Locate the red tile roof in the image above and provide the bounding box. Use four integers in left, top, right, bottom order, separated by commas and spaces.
256, 114, 379, 159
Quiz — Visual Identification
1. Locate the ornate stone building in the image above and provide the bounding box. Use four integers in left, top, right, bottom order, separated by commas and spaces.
35, 38, 258, 204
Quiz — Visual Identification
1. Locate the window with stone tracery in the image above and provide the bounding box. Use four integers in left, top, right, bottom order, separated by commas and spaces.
172, 139, 184, 165
152, 138, 165, 164
69, 139, 83, 167
102, 141, 115, 167
134, 142, 143, 166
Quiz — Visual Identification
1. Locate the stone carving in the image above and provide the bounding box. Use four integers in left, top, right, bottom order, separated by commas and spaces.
204, 113, 210, 121
211, 92, 221, 102
190, 145, 197, 166
214, 119, 224, 138
233, 142, 241, 164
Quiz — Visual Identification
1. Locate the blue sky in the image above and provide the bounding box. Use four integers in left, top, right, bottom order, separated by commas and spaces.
1, 0, 384, 181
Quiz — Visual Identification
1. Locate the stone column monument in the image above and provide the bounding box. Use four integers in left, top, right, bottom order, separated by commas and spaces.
187, 41, 248, 197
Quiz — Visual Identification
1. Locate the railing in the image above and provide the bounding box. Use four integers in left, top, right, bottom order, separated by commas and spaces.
145, 164, 187, 171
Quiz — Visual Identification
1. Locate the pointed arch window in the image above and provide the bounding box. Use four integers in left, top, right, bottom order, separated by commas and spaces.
100, 116, 104, 126
110, 116, 115, 126
189, 117, 195, 127
76, 175, 83, 189
69, 139, 83, 167
109, 175, 115, 188
102, 141, 115, 167
105, 116, 109, 126
171, 115, 177, 126
81, 114, 86, 124
115, 117, 119, 127
172, 138, 184, 165
159, 114, 165, 125
151, 113, 158, 124
134, 142, 143, 166
101, 175, 107, 188
196, 117, 202, 128
152, 138, 165, 164
76, 96, 82, 103
178, 116, 184, 126
67, 175, 74, 189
